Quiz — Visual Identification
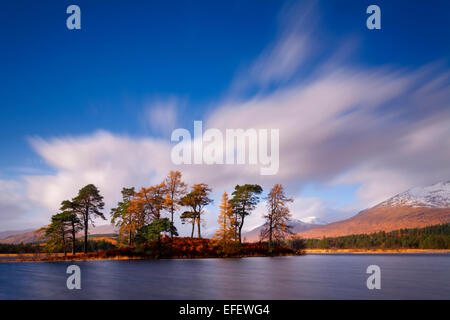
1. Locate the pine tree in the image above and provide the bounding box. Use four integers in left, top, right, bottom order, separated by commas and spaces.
59, 200, 82, 255
111, 187, 137, 245
72, 184, 105, 253
230, 184, 263, 243
45, 212, 72, 256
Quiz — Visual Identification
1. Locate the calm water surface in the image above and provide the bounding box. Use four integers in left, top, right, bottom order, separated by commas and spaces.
0, 254, 449, 299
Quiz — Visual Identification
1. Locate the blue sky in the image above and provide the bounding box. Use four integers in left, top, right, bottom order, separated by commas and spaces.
0, 0, 449, 232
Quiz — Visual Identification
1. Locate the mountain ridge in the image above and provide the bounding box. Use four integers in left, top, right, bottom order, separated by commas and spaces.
296, 181, 450, 239
0, 224, 118, 245
0, 228, 36, 240
376, 181, 450, 208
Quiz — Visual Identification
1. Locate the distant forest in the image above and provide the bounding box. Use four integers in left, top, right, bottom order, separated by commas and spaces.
304, 224, 450, 250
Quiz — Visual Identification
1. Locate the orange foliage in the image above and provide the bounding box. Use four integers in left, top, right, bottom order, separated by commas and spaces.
12, 237, 298, 262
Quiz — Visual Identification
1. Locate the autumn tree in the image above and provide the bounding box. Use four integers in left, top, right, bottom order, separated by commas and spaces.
180, 183, 213, 238
127, 190, 146, 228
137, 182, 168, 221
214, 192, 237, 248
230, 184, 263, 243
111, 187, 139, 245
72, 184, 105, 253
260, 184, 293, 248
164, 171, 187, 237
59, 200, 82, 254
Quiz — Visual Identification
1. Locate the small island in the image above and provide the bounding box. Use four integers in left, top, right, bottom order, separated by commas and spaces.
1, 171, 304, 262
1, 237, 303, 262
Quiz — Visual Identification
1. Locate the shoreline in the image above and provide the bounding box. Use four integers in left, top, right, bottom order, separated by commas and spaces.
0, 252, 300, 262
304, 248, 450, 254
0, 253, 71, 257
1, 249, 450, 261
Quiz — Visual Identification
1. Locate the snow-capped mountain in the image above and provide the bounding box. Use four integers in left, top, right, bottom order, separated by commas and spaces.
296, 181, 450, 239
378, 181, 450, 208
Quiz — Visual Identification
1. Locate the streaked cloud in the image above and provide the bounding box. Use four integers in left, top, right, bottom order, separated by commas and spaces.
0, 179, 32, 230
145, 97, 180, 136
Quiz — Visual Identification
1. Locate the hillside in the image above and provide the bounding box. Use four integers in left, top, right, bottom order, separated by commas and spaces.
0, 229, 44, 244
0, 229, 35, 240
297, 181, 450, 239
0, 224, 118, 244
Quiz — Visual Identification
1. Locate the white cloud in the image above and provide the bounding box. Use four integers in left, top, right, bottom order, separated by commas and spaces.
145, 97, 180, 136
0, 179, 33, 230
25, 131, 173, 213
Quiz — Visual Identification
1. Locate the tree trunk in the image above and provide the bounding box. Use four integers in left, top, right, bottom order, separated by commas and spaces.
197, 216, 201, 238
238, 217, 244, 244
235, 212, 239, 241
157, 235, 162, 258
170, 207, 174, 238
84, 216, 88, 254
128, 229, 132, 246
268, 215, 273, 250
62, 234, 67, 257
191, 220, 195, 238
71, 222, 76, 255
